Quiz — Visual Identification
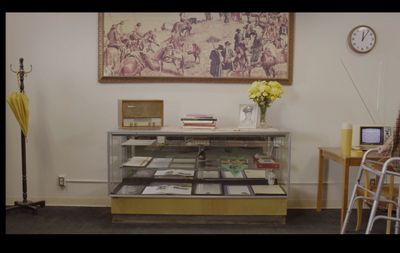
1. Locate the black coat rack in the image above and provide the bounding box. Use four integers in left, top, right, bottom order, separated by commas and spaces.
6, 58, 45, 214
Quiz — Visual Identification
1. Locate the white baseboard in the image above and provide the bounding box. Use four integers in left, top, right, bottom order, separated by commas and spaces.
7, 196, 342, 209
5, 182, 349, 208
6, 196, 111, 207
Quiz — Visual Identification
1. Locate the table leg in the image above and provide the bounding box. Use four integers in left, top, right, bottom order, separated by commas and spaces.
317, 149, 325, 211
341, 161, 350, 226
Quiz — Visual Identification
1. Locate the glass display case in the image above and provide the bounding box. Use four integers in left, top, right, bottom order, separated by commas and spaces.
108, 127, 290, 223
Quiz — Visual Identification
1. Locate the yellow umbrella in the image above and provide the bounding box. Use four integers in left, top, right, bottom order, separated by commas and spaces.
7, 91, 29, 137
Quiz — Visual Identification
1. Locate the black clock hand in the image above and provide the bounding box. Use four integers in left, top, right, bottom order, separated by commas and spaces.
362, 30, 369, 41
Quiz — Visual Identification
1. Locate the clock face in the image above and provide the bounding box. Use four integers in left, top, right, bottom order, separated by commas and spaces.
349, 25, 376, 53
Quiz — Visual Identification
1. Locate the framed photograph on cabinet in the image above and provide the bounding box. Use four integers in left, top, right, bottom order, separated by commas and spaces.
98, 12, 294, 83
238, 104, 257, 129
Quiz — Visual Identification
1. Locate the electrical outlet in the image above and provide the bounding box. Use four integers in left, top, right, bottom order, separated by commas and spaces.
58, 175, 66, 187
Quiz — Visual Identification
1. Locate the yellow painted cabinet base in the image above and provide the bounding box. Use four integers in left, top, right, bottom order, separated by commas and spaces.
111, 197, 287, 216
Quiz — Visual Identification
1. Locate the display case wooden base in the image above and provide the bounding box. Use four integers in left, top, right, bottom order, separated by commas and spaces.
112, 214, 286, 224
111, 196, 287, 224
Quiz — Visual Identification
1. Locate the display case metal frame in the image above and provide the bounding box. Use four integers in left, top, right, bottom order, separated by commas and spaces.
107, 128, 291, 223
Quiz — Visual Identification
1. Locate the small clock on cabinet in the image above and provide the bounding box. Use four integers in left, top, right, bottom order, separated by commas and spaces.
348, 25, 376, 53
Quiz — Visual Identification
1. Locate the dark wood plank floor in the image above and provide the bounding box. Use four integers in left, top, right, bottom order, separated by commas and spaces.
5, 207, 391, 234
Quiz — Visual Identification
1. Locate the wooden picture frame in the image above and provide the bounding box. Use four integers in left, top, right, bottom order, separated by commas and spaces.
99, 12, 294, 84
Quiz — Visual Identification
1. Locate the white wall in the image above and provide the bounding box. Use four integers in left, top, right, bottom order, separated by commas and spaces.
6, 13, 400, 208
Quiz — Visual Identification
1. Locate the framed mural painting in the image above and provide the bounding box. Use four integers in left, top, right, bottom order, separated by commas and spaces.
98, 12, 294, 84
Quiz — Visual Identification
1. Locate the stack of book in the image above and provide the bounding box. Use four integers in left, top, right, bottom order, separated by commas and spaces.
252, 154, 280, 169
181, 114, 217, 129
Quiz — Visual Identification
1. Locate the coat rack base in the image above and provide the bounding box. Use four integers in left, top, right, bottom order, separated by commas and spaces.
6, 200, 45, 214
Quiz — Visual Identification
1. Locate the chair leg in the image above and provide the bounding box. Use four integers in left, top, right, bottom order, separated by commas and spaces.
356, 198, 363, 232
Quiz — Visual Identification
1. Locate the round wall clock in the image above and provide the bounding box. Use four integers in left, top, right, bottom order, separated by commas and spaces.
348, 25, 377, 53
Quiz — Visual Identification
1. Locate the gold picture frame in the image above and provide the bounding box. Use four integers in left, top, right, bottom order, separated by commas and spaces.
98, 12, 294, 84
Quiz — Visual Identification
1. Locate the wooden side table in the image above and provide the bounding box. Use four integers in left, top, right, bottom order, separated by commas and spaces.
316, 147, 364, 225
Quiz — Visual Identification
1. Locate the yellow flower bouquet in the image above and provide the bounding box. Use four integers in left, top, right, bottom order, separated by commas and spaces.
248, 80, 283, 127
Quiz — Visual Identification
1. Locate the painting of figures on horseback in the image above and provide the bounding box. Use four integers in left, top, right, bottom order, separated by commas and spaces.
98, 12, 293, 84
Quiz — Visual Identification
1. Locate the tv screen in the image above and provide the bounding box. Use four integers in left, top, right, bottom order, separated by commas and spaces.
360, 127, 383, 145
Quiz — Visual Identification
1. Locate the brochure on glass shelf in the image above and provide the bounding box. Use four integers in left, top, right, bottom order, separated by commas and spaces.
146, 158, 173, 168
121, 139, 156, 146
225, 185, 252, 196
117, 185, 146, 195
251, 185, 286, 195
194, 183, 222, 195
220, 156, 249, 174
221, 170, 244, 179
244, 169, 266, 179
142, 183, 192, 195
154, 169, 195, 177
122, 156, 153, 167
196, 170, 220, 179
130, 169, 155, 178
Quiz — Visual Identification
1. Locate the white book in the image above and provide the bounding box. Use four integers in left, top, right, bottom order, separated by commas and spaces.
194, 184, 222, 195
225, 185, 251, 195
122, 156, 152, 167
251, 185, 286, 195
142, 184, 192, 195
182, 120, 216, 124
244, 169, 266, 179
121, 139, 156, 146
221, 170, 244, 179
146, 158, 173, 168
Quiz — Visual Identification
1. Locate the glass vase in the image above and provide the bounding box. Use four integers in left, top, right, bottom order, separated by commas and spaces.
258, 104, 268, 128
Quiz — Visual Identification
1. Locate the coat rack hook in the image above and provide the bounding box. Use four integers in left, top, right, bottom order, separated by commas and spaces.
10, 64, 18, 73
26, 65, 33, 74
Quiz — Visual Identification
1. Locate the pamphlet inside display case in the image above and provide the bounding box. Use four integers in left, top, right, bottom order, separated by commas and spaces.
142, 183, 192, 195
225, 185, 252, 196
196, 170, 220, 179
194, 183, 223, 195
146, 158, 173, 168
244, 169, 266, 179
108, 128, 290, 222
122, 156, 152, 167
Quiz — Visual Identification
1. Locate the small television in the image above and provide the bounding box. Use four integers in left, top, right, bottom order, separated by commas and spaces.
352, 125, 392, 150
